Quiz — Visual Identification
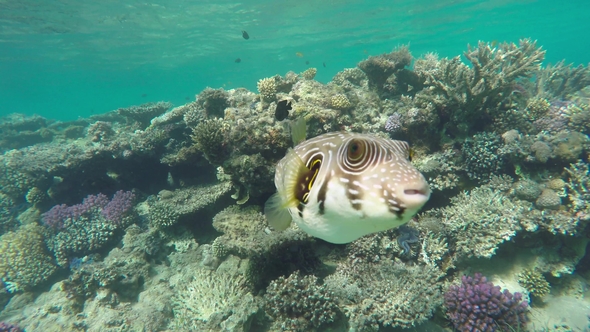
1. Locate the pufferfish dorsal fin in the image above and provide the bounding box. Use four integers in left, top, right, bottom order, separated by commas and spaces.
264, 148, 309, 231
290, 117, 307, 146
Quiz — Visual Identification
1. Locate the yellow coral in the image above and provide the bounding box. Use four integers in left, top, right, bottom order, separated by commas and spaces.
0, 223, 57, 290
330, 94, 352, 110
517, 268, 550, 298
301, 68, 317, 80
257, 77, 277, 102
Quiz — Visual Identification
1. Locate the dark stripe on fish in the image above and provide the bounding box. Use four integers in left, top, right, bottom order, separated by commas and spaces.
317, 172, 330, 215
345, 174, 363, 211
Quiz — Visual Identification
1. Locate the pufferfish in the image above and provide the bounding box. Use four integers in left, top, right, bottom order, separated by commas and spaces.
264, 119, 431, 244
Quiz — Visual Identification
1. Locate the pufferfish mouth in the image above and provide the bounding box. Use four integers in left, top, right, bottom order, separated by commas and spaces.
400, 184, 431, 209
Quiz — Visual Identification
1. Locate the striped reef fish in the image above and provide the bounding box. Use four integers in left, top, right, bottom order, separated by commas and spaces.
264, 119, 431, 244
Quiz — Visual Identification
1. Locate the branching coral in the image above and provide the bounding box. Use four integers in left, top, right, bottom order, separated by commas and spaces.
517, 268, 550, 298
191, 118, 228, 164
171, 269, 252, 330
257, 77, 278, 102
0, 224, 57, 291
196, 88, 229, 118
265, 271, 340, 331
328, 259, 444, 330
414, 39, 545, 137
445, 273, 529, 331
436, 183, 526, 259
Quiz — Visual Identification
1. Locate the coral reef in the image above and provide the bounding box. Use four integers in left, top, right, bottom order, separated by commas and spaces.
117, 102, 172, 128
196, 87, 230, 118
517, 268, 551, 299
265, 271, 340, 331
445, 273, 529, 331
171, 268, 252, 330
0, 224, 57, 291
257, 77, 278, 102
42, 191, 136, 266
0, 39, 588, 332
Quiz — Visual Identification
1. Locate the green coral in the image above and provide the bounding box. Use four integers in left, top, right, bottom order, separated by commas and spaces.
517, 268, 550, 298
0, 224, 57, 290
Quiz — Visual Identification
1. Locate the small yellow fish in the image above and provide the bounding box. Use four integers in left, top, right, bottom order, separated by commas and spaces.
295, 52, 304, 57
264, 119, 431, 244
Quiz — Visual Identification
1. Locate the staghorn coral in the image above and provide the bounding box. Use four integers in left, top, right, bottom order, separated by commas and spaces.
414, 39, 544, 137
534, 60, 590, 99
0, 223, 57, 291
265, 271, 340, 331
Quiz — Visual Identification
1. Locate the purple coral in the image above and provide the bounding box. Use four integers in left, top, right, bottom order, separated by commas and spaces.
42, 193, 109, 229
385, 112, 402, 133
101, 190, 135, 225
42, 191, 134, 229
0, 322, 23, 332
444, 273, 528, 332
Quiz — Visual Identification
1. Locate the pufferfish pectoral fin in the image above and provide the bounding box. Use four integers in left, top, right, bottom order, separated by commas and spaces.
264, 148, 309, 231
264, 193, 293, 231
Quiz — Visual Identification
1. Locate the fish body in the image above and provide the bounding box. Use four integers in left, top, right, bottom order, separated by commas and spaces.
274, 99, 292, 121
265, 130, 430, 244
242, 30, 250, 39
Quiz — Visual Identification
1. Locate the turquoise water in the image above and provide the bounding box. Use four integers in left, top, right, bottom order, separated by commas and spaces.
1, 0, 589, 121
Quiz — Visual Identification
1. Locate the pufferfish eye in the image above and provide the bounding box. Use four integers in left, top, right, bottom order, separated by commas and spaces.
347, 139, 365, 161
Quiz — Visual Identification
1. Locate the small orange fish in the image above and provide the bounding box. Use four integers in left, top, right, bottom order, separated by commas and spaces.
295, 52, 304, 57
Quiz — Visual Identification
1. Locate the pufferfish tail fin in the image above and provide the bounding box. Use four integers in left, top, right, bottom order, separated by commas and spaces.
264, 148, 308, 231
